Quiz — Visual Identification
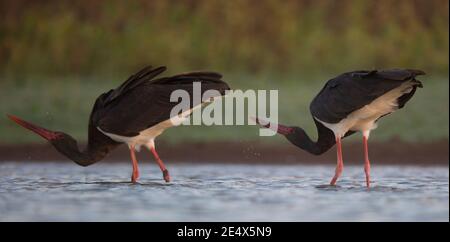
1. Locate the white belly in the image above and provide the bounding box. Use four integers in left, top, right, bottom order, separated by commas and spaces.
98, 105, 200, 151
315, 81, 415, 138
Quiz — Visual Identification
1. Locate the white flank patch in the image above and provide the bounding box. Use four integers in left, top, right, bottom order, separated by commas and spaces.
97, 104, 203, 151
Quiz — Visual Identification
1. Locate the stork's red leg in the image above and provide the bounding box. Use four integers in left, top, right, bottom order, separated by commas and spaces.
148, 146, 170, 182
363, 135, 371, 188
129, 146, 140, 183
330, 137, 344, 186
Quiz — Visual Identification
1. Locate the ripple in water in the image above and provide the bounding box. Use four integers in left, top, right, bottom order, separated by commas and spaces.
0, 162, 448, 221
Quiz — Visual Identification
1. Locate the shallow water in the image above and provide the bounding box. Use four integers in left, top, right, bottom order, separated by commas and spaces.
0, 162, 448, 221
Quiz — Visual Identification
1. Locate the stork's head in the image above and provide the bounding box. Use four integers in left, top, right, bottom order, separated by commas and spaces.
7, 114, 79, 159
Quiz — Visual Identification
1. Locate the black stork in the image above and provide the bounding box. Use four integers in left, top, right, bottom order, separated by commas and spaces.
254, 69, 425, 188
8, 66, 230, 183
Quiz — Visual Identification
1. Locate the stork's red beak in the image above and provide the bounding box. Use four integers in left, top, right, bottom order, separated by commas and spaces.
7, 114, 60, 141
250, 116, 293, 135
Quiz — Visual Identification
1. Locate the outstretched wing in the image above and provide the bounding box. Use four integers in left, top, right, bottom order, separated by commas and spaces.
310, 69, 425, 123
151, 71, 223, 85
102, 66, 167, 105
92, 69, 230, 137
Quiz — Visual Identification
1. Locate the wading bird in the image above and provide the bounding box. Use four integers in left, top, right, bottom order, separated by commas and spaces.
254, 69, 424, 187
8, 66, 230, 183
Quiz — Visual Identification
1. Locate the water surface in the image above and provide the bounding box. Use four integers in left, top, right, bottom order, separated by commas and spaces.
0, 162, 448, 221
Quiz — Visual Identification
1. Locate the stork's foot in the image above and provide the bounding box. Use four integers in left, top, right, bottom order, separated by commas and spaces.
162, 169, 171, 183
363, 134, 371, 189
330, 164, 343, 186
131, 171, 140, 183
330, 178, 337, 186
330, 177, 339, 186
364, 163, 371, 188
129, 145, 140, 184
331, 137, 344, 186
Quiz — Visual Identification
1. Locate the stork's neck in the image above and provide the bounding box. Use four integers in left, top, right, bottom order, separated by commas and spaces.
51, 133, 113, 167
78, 144, 108, 166
284, 120, 336, 155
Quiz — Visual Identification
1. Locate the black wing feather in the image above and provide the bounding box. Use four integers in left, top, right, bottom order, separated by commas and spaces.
310, 69, 424, 123
151, 72, 223, 85
92, 69, 230, 137
103, 66, 167, 105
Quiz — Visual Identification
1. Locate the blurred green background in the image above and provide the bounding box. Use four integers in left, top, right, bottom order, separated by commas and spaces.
1, 0, 448, 144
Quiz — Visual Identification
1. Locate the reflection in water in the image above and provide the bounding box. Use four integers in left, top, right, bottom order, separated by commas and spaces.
0, 162, 448, 221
